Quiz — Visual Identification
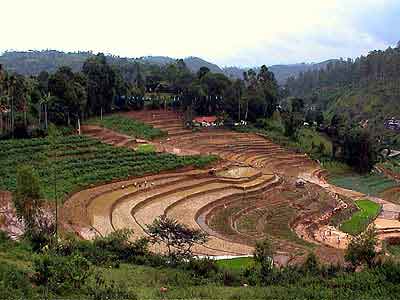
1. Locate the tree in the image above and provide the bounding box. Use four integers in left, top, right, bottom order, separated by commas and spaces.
146, 215, 208, 259
257, 65, 279, 118
83, 53, 117, 116
13, 165, 43, 230
282, 97, 305, 138
39, 92, 53, 130
254, 239, 273, 278
342, 127, 377, 173
345, 225, 378, 268
48, 67, 87, 126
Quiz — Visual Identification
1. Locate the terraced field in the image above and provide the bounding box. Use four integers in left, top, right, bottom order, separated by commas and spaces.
122, 110, 192, 137
61, 110, 358, 262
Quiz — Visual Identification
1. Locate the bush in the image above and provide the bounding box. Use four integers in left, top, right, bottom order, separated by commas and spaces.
301, 252, 319, 275
87, 272, 137, 300
52, 231, 150, 266
0, 263, 32, 299
33, 253, 91, 293
185, 258, 219, 278
345, 225, 379, 268
254, 239, 273, 278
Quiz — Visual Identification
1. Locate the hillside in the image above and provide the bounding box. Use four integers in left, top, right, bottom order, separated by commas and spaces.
285, 44, 400, 145
223, 61, 335, 84
0, 51, 223, 76
0, 50, 332, 84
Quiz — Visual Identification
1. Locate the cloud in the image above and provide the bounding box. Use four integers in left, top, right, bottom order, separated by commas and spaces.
1, 0, 398, 66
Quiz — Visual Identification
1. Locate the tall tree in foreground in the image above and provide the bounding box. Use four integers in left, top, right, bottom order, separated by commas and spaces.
83, 53, 117, 116
345, 225, 379, 269
146, 215, 208, 259
13, 165, 43, 231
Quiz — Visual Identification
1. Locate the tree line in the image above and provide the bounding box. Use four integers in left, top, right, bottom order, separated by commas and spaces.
0, 53, 279, 138
285, 42, 400, 98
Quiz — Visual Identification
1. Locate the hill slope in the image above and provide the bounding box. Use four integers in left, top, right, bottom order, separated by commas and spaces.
0, 50, 333, 84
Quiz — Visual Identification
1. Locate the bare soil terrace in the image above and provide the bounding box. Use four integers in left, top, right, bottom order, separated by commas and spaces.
61, 110, 399, 264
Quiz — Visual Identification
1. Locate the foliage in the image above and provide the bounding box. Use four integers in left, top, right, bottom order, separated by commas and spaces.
329, 173, 398, 196
136, 143, 156, 153
286, 44, 400, 150
12, 165, 43, 229
345, 225, 379, 268
254, 239, 273, 278
87, 272, 137, 300
340, 200, 381, 235
340, 127, 377, 173
87, 115, 166, 140
0, 262, 33, 299
0, 135, 217, 201
53, 230, 149, 266
146, 215, 208, 260
301, 252, 319, 275
215, 257, 254, 271
33, 253, 91, 293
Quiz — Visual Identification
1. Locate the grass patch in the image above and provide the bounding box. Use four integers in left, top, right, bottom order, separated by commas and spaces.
87, 114, 167, 140
215, 257, 254, 271
136, 144, 156, 153
0, 136, 217, 201
340, 199, 381, 235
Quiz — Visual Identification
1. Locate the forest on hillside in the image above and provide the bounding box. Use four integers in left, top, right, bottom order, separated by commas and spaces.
0, 53, 279, 137
285, 42, 400, 136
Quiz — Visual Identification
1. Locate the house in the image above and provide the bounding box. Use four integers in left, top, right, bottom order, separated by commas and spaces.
193, 116, 219, 127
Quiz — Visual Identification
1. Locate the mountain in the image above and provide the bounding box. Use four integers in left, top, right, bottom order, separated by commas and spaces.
0, 50, 333, 85
183, 57, 222, 74
223, 60, 337, 85
139, 56, 222, 73
268, 60, 337, 85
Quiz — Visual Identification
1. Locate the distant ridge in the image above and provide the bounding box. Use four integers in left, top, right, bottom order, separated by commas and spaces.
0, 50, 333, 85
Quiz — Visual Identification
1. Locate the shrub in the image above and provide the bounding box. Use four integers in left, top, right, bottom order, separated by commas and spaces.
254, 239, 273, 278
301, 252, 319, 275
345, 225, 379, 268
0, 263, 32, 299
185, 258, 219, 278
87, 272, 137, 300
33, 253, 91, 293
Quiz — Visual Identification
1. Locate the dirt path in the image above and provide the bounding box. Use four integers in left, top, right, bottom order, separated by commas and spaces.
299, 169, 400, 248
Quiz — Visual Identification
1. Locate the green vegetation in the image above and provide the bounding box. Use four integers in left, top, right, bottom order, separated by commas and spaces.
2, 226, 400, 300
286, 44, 400, 147
136, 143, 156, 153
86, 115, 166, 140
386, 243, 400, 256
215, 257, 254, 271
380, 157, 400, 175
329, 173, 398, 196
237, 117, 332, 160
341, 200, 381, 235
0, 135, 217, 201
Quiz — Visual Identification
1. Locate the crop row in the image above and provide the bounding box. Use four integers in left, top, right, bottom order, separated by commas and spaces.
86, 115, 167, 140
0, 136, 217, 201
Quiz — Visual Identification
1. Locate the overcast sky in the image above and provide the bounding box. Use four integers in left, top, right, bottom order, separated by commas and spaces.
2, 0, 399, 67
